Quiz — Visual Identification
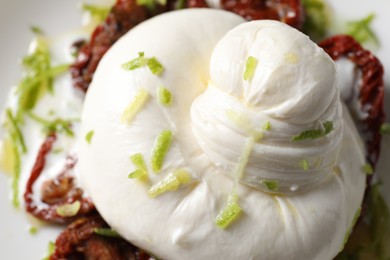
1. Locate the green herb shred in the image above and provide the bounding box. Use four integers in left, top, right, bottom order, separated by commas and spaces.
380, 123, 390, 134
82, 3, 111, 22
11, 137, 21, 208
94, 228, 121, 237
42, 241, 56, 260
28, 112, 76, 137
18, 36, 69, 114
4, 109, 25, 208
301, 159, 309, 171
362, 163, 374, 175
302, 0, 329, 41
136, 0, 167, 11
261, 180, 279, 192
30, 26, 43, 35
28, 226, 38, 235
122, 52, 147, 70
85, 130, 94, 144
6, 109, 27, 153
262, 121, 271, 131
346, 13, 379, 46
291, 121, 333, 141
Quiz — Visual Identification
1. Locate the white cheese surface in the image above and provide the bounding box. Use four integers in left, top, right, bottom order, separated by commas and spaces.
79, 9, 366, 260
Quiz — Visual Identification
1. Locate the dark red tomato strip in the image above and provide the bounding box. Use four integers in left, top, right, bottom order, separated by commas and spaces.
220, 0, 304, 29
71, 0, 149, 92
24, 134, 94, 224
51, 213, 151, 260
319, 35, 385, 168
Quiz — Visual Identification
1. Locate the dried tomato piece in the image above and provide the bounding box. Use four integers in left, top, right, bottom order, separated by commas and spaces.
319, 35, 385, 168
221, 0, 304, 29
23, 134, 94, 223
187, 0, 209, 7
71, 0, 149, 92
50, 214, 151, 260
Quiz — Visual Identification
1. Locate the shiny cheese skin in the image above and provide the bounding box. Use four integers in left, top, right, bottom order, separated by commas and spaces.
79, 9, 366, 260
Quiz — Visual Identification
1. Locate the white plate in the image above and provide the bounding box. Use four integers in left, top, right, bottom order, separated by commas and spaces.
0, 1, 389, 259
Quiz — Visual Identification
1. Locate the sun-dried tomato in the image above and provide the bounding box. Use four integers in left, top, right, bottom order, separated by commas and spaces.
51, 214, 151, 260
220, 0, 304, 29
319, 35, 385, 168
24, 134, 94, 223
70, 0, 149, 92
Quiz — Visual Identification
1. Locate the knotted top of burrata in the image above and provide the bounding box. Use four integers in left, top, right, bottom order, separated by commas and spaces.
79, 9, 366, 260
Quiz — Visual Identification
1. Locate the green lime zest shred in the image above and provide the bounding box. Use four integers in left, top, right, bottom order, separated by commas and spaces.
136, 0, 167, 11
346, 13, 379, 46
52, 148, 64, 154
130, 153, 148, 172
151, 130, 173, 173
29, 226, 38, 235
27, 112, 76, 137
17, 36, 68, 115
262, 121, 271, 131
291, 121, 333, 141
122, 52, 164, 76
122, 52, 147, 70
129, 153, 148, 180
82, 3, 111, 22
85, 130, 94, 144
42, 241, 55, 260
380, 123, 390, 134
148, 169, 191, 198
55, 201, 81, 217
128, 169, 147, 179
243, 56, 258, 81
121, 88, 149, 124
94, 228, 121, 237
0, 137, 16, 175
215, 194, 242, 229
147, 57, 164, 75
301, 159, 309, 171
6, 109, 27, 153
158, 86, 172, 106
30, 26, 43, 35
362, 163, 374, 175
4, 109, 25, 208
11, 134, 21, 208
175, 0, 186, 9
261, 180, 279, 192
48, 64, 71, 78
